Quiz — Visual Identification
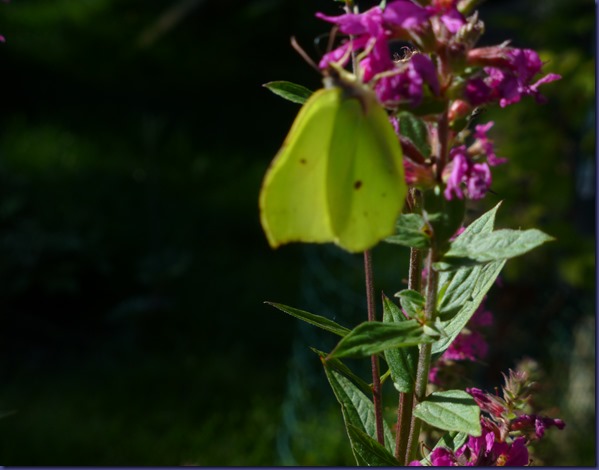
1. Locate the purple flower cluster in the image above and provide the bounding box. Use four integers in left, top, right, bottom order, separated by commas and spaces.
315, 0, 560, 202
466, 46, 562, 108
443, 121, 504, 200
414, 368, 565, 466
316, 0, 559, 110
409, 424, 529, 466
468, 386, 565, 447
317, 1, 441, 107
443, 145, 491, 200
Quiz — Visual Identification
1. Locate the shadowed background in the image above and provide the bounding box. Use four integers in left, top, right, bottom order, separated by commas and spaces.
0, 0, 594, 465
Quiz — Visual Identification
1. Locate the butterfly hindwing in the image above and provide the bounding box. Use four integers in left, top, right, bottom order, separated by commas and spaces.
326, 93, 406, 252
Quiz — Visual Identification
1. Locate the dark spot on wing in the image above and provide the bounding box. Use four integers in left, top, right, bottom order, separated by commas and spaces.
299, 158, 307, 165
354, 180, 363, 190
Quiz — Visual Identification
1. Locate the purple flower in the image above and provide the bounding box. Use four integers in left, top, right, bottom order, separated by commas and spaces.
316, 1, 440, 107
505, 437, 529, 466
316, 5, 383, 36
437, 7, 466, 34
443, 330, 488, 362
511, 414, 566, 439
464, 77, 493, 106
471, 121, 506, 166
374, 53, 440, 106
444, 145, 469, 200
469, 304, 493, 328
465, 46, 561, 108
467, 162, 491, 199
443, 145, 491, 200
409, 446, 456, 466
383, 0, 432, 31
428, 446, 457, 466
429, 301, 493, 386
415, 422, 530, 466
428, 0, 466, 35
467, 387, 507, 418
316, 6, 384, 70
455, 424, 529, 466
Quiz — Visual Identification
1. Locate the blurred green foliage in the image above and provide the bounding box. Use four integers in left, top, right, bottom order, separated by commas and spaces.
0, 0, 593, 465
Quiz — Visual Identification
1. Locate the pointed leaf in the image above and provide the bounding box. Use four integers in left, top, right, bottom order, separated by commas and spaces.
385, 213, 431, 249
382, 295, 417, 393
323, 366, 395, 454
433, 431, 468, 452
432, 260, 505, 355
432, 204, 505, 355
433, 203, 553, 271
328, 321, 436, 360
266, 302, 350, 337
263, 81, 313, 104
443, 229, 555, 263
458, 201, 501, 240
311, 348, 371, 396
345, 423, 400, 466
398, 111, 431, 157
394, 289, 425, 318
414, 390, 481, 436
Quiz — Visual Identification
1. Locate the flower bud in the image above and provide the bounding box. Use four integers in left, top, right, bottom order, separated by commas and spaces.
467, 44, 512, 68
449, 99, 472, 122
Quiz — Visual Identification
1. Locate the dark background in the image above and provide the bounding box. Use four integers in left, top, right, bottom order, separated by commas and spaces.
0, 0, 594, 465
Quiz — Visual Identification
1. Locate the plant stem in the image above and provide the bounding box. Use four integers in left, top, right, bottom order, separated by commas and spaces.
395, 391, 414, 463
437, 109, 449, 181
363, 249, 385, 446
406, 249, 439, 462
395, 244, 422, 463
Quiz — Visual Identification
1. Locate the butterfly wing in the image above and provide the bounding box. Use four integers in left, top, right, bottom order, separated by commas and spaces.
259, 88, 340, 248
326, 93, 406, 253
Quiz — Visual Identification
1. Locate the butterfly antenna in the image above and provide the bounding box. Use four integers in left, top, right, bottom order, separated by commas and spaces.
313, 32, 330, 56
326, 25, 339, 56
291, 36, 320, 73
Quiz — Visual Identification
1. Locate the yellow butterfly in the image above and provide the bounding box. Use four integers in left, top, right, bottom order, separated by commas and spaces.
260, 66, 407, 253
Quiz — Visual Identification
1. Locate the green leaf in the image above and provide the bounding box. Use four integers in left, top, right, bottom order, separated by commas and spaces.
458, 201, 501, 241
263, 81, 313, 104
398, 111, 431, 157
434, 431, 468, 452
432, 203, 507, 355
323, 366, 395, 454
394, 289, 425, 318
266, 302, 349, 337
385, 213, 431, 249
382, 295, 417, 393
433, 202, 553, 271
433, 260, 505, 355
345, 424, 400, 466
328, 320, 436, 360
414, 390, 481, 436
443, 228, 555, 263
311, 348, 371, 396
